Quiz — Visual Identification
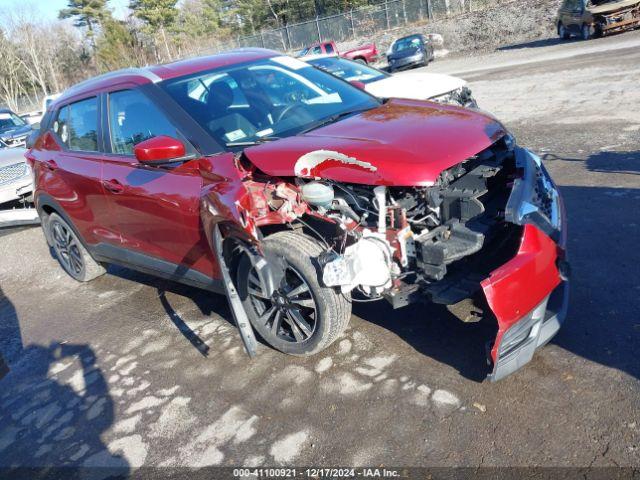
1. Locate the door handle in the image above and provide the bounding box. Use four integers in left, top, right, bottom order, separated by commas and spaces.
46, 159, 58, 171
102, 179, 124, 194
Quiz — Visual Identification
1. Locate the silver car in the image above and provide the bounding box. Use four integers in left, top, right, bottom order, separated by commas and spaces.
0, 144, 39, 227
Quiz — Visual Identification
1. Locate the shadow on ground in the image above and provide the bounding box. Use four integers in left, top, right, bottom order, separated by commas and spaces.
543, 149, 640, 175
108, 265, 230, 356
552, 182, 640, 380
0, 287, 129, 477
498, 37, 568, 51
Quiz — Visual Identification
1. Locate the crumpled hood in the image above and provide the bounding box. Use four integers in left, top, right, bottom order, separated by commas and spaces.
244, 98, 506, 187
366, 72, 468, 101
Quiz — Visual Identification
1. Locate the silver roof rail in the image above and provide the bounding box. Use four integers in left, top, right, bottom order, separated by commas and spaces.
64, 67, 162, 96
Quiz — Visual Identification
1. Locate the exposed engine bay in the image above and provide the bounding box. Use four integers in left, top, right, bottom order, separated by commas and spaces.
306, 135, 518, 307
240, 134, 533, 311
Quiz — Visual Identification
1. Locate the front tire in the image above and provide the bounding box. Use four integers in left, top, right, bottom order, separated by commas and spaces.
237, 231, 351, 356
354, 58, 367, 65
48, 213, 105, 282
581, 23, 594, 40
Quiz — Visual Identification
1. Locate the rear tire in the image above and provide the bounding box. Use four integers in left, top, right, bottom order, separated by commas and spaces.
581, 23, 594, 40
48, 213, 105, 282
237, 231, 351, 356
354, 58, 367, 65
558, 23, 570, 40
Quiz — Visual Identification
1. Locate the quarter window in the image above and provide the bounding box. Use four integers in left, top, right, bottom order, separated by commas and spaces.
52, 97, 99, 152
108, 89, 185, 155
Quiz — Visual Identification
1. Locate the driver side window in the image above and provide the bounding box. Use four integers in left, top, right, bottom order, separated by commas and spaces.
108, 89, 185, 155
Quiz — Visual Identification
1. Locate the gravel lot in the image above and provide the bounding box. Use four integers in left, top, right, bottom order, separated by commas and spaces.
1, 31, 639, 473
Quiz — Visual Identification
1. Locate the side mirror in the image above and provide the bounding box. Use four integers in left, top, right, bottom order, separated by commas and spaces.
134, 136, 186, 164
349, 80, 366, 90
31, 122, 40, 130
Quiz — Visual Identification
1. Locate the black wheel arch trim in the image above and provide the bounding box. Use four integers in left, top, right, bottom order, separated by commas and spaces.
91, 243, 225, 294
35, 192, 92, 252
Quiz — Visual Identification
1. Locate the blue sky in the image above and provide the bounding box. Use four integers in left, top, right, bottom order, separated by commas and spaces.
1, 0, 129, 22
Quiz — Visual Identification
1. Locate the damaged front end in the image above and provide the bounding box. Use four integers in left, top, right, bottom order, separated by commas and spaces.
278, 137, 569, 381
590, 0, 640, 35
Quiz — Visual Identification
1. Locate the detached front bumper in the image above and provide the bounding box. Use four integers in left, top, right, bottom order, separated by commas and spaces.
483, 160, 569, 382
480, 146, 569, 381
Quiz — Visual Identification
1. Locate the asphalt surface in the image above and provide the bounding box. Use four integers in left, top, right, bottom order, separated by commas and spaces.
1, 31, 639, 473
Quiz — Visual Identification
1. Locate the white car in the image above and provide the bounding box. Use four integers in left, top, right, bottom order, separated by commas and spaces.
304, 54, 477, 108
20, 93, 62, 127
0, 145, 39, 227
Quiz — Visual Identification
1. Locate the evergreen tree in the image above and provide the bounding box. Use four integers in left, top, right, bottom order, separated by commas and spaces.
129, 0, 179, 60
95, 19, 140, 72
58, 0, 110, 47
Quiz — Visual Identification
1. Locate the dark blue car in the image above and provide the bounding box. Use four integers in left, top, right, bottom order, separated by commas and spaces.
0, 108, 33, 148
387, 34, 435, 72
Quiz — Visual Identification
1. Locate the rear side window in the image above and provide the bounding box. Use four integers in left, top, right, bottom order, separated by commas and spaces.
52, 97, 99, 152
325, 43, 335, 54
108, 89, 185, 155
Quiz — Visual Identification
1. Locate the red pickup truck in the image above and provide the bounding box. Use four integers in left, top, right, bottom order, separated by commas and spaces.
297, 40, 379, 64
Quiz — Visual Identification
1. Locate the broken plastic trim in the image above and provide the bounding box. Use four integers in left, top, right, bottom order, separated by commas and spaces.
212, 225, 258, 357
505, 147, 561, 242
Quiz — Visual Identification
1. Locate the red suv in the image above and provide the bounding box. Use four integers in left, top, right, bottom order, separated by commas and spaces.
26, 49, 569, 381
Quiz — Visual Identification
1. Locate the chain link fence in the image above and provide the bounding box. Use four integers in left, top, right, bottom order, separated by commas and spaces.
199, 0, 498, 56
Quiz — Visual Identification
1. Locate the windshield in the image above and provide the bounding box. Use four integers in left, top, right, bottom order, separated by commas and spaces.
307, 57, 388, 85
392, 36, 423, 53
161, 55, 380, 149
0, 111, 27, 133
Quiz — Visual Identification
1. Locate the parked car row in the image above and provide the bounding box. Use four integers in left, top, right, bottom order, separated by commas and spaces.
298, 33, 438, 72
26, 48, 569, 381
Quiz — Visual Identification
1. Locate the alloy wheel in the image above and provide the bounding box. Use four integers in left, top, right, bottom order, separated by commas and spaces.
246, 264, 317, 343
51, 220, 84, 277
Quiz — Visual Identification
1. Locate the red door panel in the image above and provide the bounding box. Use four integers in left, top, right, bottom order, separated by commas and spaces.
33, 132, 113, 246
100, 157, 212, 273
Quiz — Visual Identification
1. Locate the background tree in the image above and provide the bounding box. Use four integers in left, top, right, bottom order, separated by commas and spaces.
0, 0, 398, 113
58, 0, 110, 49
129, 0, 179, 61
95, 18, 143, 72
